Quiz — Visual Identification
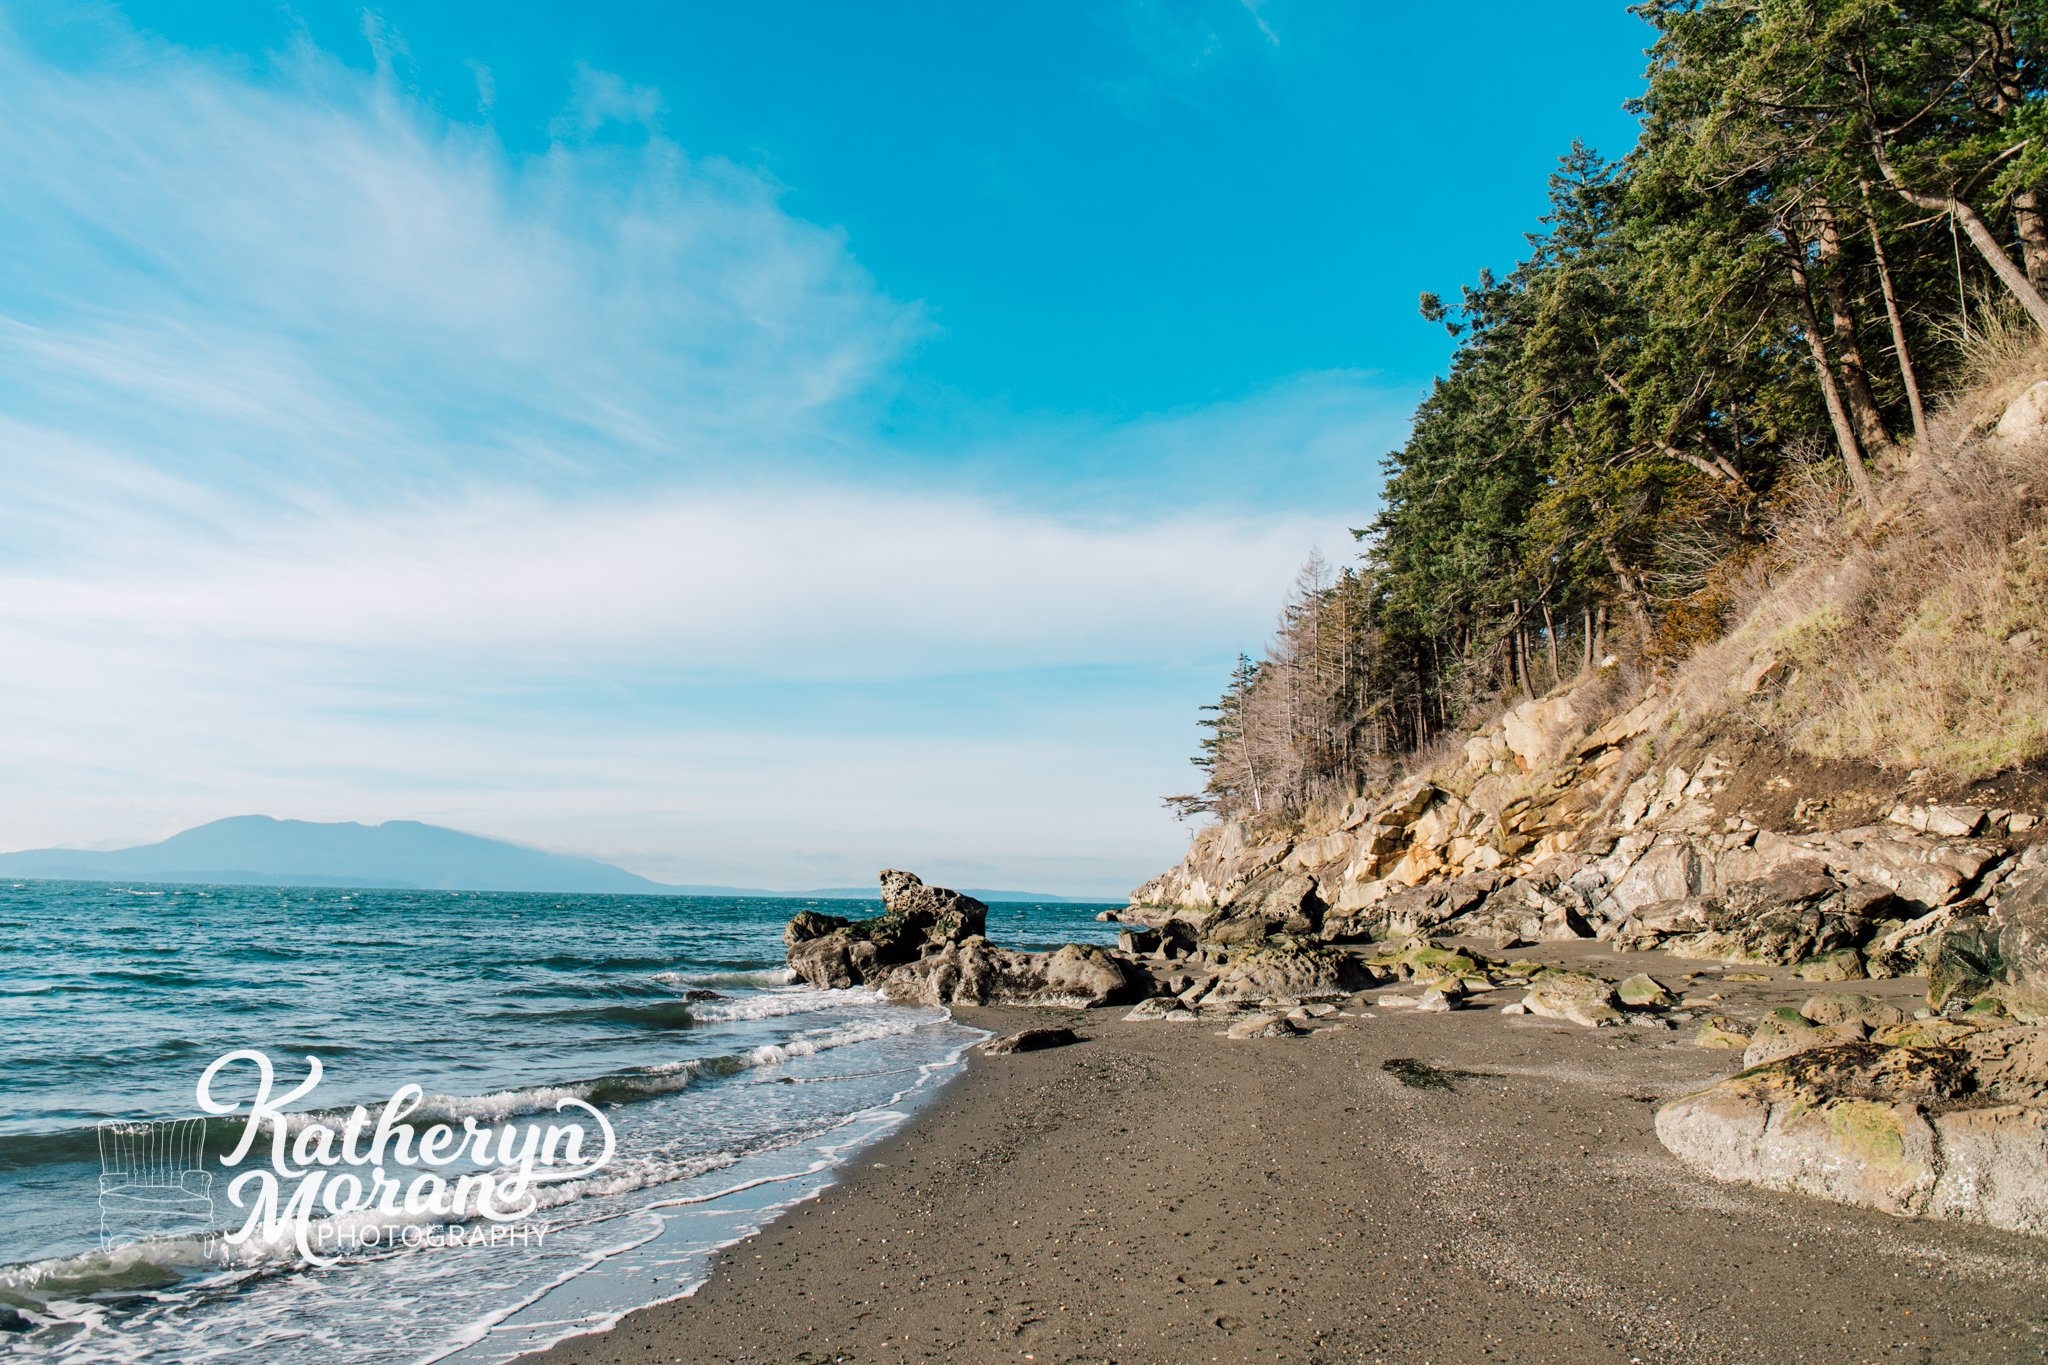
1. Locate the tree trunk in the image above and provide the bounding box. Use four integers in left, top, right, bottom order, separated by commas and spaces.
1862, 180, 1929, 450
1990, 25, 2048, 295
1870, 141, 2048, 333
2018, 190, 2048, 294
1600, 543, 1653, 639
1240, 738, 1263, 817
1784, 235, 1878, 514
1813, 199, 1891, 451
1541, 600, 1561, 688
1581, 605, 1595, 673
1508, 601, 1533, 700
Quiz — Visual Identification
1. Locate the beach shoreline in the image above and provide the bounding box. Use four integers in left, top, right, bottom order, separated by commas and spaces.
531, 952, 2048, 1364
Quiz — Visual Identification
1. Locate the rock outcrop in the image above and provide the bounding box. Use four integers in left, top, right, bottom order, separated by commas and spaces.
1115, 647, 2047, 1235
784, 871, 1144, 1008
1203, 941, 1375, 1002
1521, 969, 1624, 1028
1125, 665, 2038, 992
878, 939, 1142, 1008
1657, 1023, 2048, 1236
1925, 851, 2048, 1021
784, 869, 989, 990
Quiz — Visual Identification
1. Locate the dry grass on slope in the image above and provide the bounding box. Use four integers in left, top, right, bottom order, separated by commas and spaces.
1676, 322, 2048, 782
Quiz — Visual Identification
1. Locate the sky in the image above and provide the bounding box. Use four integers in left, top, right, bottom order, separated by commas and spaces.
0, 2, 1651, 895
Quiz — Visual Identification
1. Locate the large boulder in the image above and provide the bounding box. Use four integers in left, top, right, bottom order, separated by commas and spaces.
1656, 1031, 2048, 1236
1991, 860, 2048, 1021
1921, 856, 2048, 1019
1499, 691, 1591, 771
1325, 872, 1501, 943
784, 870, 988, 990
1994, 379, 2048, 443
1520, 969, 1623, 1028
877, 938, 1143, 1008
1451, 869, 1594, 943
1205, 942, 1375, 1002
982, 1026, 1081, 1055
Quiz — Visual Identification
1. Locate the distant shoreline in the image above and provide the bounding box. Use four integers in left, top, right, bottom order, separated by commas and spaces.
0, 815, 1128, 902
0, 870, 1119, 904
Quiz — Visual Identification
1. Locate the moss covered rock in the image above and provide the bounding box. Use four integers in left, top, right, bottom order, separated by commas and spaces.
1696, 1016, 1752, 1049
1657, 1037, 2048, 1236
1616, 973, 1674, 1009
1522, 969, 1623, 1028
1795, 948, 1866, 982
1207, 942, 1372, 1002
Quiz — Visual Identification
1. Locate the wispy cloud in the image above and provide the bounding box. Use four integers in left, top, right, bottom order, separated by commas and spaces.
0, 23, 913, 520
1241, 0, 1280, 46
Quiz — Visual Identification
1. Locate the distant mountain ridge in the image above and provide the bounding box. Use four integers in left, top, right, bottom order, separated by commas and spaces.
0, 816, 1105, 901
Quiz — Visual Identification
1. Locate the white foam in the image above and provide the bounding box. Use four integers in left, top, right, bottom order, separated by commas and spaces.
649, 967, 795, 989
688, 986, 879, 1022
0, 980, 969, 1363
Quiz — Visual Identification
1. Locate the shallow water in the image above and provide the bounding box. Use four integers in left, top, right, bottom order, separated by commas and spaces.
0, 879, 1115, 1361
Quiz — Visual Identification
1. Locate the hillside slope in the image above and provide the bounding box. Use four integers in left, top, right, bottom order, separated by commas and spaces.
1132, 361, 2048, 994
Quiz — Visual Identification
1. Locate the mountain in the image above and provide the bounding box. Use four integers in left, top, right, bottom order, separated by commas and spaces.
0, 816, 669, 894
0, 816, 1115, 901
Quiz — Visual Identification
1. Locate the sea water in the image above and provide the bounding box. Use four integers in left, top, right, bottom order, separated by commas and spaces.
0, 880, 1116, 1361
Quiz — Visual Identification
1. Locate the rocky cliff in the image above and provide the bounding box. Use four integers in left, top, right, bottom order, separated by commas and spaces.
1125, 667, 2043, 1000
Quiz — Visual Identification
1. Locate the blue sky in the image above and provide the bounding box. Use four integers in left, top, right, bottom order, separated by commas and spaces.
0, 2, 1648, 894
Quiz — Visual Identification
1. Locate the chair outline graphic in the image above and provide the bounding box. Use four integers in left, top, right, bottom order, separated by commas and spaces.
96, 1118, 216, 1249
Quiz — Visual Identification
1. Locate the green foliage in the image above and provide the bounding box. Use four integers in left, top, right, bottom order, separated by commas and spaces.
1175, 0, 2047, 822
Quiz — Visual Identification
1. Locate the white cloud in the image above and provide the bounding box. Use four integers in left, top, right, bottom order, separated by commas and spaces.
2, 488, 1327, 672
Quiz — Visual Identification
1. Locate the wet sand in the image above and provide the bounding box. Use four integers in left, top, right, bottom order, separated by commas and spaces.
537, 952, 2048, 1363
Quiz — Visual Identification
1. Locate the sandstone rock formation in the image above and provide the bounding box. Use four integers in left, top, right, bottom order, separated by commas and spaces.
1125, 668, 2038, 992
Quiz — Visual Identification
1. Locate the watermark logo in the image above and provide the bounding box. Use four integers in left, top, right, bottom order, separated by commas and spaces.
93, 1049, 617, 1265
97, 1117, 216, 1249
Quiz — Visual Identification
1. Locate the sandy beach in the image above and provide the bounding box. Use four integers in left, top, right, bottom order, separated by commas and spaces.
537, 946, 2048, 1364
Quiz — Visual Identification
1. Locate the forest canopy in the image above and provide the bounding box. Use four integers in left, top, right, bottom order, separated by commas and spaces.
1171, 0, 2048, 824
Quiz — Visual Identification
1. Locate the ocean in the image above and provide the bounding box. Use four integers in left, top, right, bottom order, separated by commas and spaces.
0, 879, 1117, 1361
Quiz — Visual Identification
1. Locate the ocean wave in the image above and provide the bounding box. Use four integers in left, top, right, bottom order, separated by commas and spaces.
648, 966, 793, 989
0, 1012, 951, 1304
0, 1011, 932, 1180
86, 968, 211, 987
334, 1012, 943, 1127
0, 1231, 222, 1306
687, 986, 878, 1023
